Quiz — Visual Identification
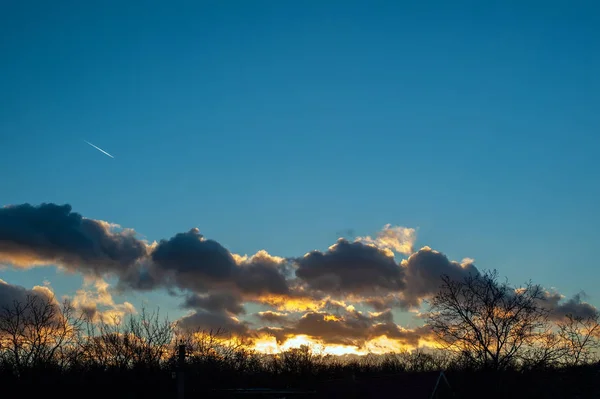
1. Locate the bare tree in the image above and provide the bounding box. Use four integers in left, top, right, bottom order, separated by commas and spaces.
126, 307, 173, 368
427, 270, 549, 370
79, 316, 131, 370
175, 327, 254, 365
0, 294, 83, 373
556, 313, 600, 367
177, 327, 227, 361
277, 344, 321, 376
519, 330, 565, 370
78, 307, 174, 370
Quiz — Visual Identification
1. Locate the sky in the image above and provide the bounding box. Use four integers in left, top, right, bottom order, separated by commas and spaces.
1, 1, 599, 354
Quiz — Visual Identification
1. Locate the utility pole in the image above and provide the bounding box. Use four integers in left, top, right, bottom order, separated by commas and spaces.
177, 343, 185, 399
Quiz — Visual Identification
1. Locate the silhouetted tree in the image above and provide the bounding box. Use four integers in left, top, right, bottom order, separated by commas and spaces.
127, 307, 173, 368
0, 293, 83, 374
519, 329, 565, 370
80, 307, 173, 370
2, 292, 600, 399
270, 344, 323, 378
557, 312, 600, 366
427, 270, 549, 370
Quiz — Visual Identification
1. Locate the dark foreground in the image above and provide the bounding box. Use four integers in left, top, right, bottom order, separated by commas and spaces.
5, 367, 600, 399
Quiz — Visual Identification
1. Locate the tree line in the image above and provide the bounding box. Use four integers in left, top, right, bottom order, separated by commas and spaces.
1, 269, 599, 398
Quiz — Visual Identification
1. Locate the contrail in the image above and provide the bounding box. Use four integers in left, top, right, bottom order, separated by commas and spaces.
84, 140, 115, 158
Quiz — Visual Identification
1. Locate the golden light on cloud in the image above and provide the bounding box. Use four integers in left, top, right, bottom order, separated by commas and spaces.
72, 277, 136, 324
251, 334, 435, 356
461, 257, 475, 266
362, 336, 410, 353
232, 250, 286, 265
251, 335, 362, 356
326, 299, 356, 312
256, 295, 358, 314
0, 251, 52, 269
232, 253, 248, 264
356, 224, 416, 255
257, 294, 325, 313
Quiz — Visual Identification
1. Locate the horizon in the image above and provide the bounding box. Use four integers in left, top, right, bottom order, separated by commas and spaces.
1, 1, 599, 358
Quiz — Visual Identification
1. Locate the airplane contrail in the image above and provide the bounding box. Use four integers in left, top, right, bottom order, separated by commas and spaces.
84, 140, 115, 158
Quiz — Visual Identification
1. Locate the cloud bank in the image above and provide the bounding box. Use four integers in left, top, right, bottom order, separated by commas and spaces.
0, 203, 596, 352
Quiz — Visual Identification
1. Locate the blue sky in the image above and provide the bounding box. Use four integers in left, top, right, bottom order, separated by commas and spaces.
1, 1, 599, 349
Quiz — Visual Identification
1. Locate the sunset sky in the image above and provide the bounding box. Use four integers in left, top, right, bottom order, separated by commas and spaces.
1, 1, 599, 354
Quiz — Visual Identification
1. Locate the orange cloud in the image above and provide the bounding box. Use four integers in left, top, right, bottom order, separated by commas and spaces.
71, 277, 136, 324
0, 250, 51, 269
256, 294, 326, 313
356, 224, 416, 255
251, 333, 434, 356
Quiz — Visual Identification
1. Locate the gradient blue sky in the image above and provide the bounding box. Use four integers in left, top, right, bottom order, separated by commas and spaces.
1, 1, 599, 319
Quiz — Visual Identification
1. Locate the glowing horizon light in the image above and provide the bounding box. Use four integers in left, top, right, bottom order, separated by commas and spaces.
250, 335, 438, 356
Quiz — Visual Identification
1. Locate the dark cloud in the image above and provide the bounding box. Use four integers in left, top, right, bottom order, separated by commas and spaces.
364, 296, 403, 311
369, 324, 433, 347
294, 239, 405, 296
182, 292, 246, 315
0, 279, 63, 325
236, 251, 290, 296
289, 312, 370, 346
0, 203, 146, 274
0, 279, 55, 309
118, 260, 161, 291
541, 291, 599, 321
258, 307, 429, 348
152, 228, 237, 282
259, 310, 367, 346
255, 311, 290, 324
400, 246, 479, 308
125, 229, 292, 298
176, 310, 251, 336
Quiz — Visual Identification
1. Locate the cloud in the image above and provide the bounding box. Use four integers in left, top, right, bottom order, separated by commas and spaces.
181, 292, 245, 315
356, 224, 416, 255
254, 294, 327, 313
258, 306, 433, 349
151, 228, 237, 283
0, 202, 490, 351
255, 311, 290, 324
369, 323, 434, 347
235, 250, 291, 296
400, 246, 479, 308
3, 202, 595, 353
0, 279, 57, 309
540, 291, 599, 321
124, 229, 291, 299
71, 277, 136, 323
294, 239, 405, 296
176, 310, 251, 336
364, 295, 404, 311
0, 203, 147, 274
293, 244, 478, 312
0, 280, 65, 328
